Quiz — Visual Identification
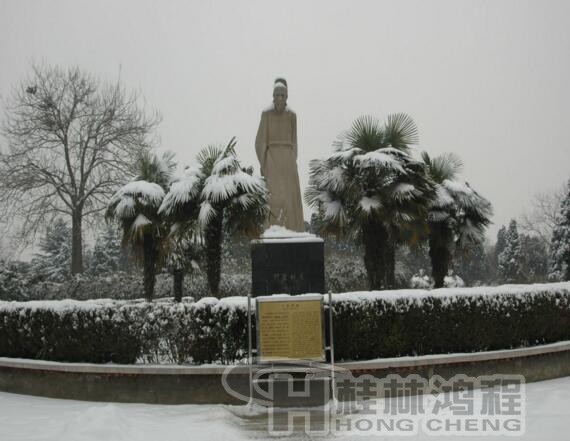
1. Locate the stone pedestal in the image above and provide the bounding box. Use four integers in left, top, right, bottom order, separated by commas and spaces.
251, 230, 324, 297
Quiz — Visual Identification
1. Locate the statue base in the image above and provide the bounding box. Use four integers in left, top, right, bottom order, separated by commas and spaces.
251, 228, 324, 297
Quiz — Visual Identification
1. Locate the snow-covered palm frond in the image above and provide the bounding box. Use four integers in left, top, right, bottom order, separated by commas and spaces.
390, 211, 415, 225
211, 155, 240, 175
304, 186, 333, 208
232, 171, 266, 195
428, 210, 451, 223
328, 147, 364, 162
114, 196, 136, 218
198, 201, 217, 227
233, 193, 256, 210
359, 196, 382, 214
202, 174, 239, 203
307, 158, 331, 184
323, 199, 343, 220
443, 180, 482, 212
311, 165, 346, 193
159, 167, 203, 216
380, 146, 409, 157
431, 184, 455, 210
457, 218, 484, 244
316, 191, 333, 203
443, 179, 473, 196
109, 181, 165, 212
354, 150, 405, 174
392, 183, 417, 202
129, 213, 152, 239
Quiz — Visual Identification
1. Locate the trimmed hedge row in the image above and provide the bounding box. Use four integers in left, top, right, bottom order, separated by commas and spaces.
332, 284, 570, 360
1, 283, 569, 364
0, 298, 248, 364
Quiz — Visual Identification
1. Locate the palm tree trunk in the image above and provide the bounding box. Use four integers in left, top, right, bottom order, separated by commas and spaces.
429, 223, 453, 288
173, 270, 184, 302
143, 232, 156, 301
362, 218, 388, 290
384, 241, 396, 289
205, 212, 223, 297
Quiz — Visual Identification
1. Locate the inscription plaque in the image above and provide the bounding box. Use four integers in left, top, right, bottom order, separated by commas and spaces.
256, 295, 325, 363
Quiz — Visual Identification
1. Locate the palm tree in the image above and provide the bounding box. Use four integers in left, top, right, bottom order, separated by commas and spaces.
421, 152, 493, 288
306, 114, 433, 290
106, 151, 175, 301
159, 137, 268, 297
164, 231, 202, 302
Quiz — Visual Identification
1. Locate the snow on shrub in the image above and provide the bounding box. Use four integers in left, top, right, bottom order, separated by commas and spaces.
325, 255, 368, 292
410, 270, 465, 289
444, 272, 465, 288
410, 270, 432, 289
0, 296, 248, 364
331, 282, 570, 360
1, 282, 569, 364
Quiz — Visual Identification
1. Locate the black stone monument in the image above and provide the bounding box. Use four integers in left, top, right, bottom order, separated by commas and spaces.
251, 232, 324, 297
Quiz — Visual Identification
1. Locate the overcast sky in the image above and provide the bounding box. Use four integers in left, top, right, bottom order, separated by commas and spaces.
1, 0, 569, 250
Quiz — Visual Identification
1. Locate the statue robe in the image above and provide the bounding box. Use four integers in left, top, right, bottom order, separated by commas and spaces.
255, 107, 304, 232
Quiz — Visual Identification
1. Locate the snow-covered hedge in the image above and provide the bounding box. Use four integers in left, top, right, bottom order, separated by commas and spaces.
332, 282, 570, 360
0, 297, 247, 364
1, 282, 569, 364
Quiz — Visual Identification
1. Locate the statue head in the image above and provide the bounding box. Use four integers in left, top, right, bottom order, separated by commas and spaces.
273, 78, 288, 113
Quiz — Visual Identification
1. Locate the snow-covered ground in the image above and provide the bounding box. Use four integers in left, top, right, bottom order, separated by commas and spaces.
1, 376, 569, 440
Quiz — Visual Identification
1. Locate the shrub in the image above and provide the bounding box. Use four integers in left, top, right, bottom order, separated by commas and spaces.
0, 261, 28, 301
5, 271, 249, 302
0, 300, 141, 363
1, 282, 569, 364
0, 296, 249, 364
325, 254, 368, 292
331, 282, 570, 360
409, 270, 465, 290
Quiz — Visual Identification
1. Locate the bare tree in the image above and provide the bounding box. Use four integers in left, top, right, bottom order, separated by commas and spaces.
0, 63, 160, 274
518, 183, 568, 248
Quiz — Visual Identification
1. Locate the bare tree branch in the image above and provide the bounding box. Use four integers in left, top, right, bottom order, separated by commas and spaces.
0, 63, 161, 274
518, 183, 568, 247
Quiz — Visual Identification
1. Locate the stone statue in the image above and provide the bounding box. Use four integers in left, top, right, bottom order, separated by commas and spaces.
255, 78, 305, 232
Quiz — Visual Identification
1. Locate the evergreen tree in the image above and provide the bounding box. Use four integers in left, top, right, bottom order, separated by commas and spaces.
455, 240, 490, 286
498, 219, 526, 283
0, 260, 26, 300
520, 234, 548, 282
89, 224, 123, 275
490, 225, 508, 282
31, 218, 71, 282
549, 181, 570, 281
495, 226, 508, 260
